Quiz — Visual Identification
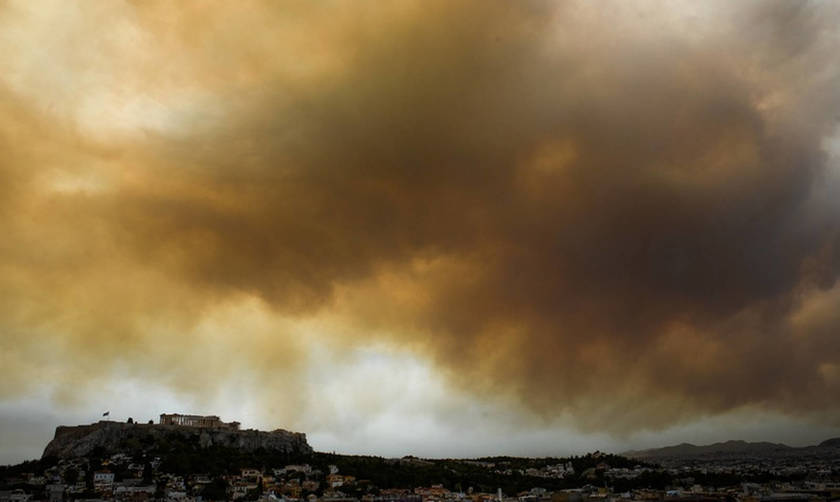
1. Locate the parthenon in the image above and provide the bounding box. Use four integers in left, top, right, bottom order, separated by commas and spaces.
159, 413, 240, 430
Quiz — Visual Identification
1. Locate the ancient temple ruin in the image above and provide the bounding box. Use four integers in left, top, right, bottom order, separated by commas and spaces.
159, 413, 240, 430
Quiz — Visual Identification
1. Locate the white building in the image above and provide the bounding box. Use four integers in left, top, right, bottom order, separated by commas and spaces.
93, 471, 115, 491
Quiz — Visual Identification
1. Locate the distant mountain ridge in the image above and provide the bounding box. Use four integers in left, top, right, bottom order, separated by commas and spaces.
818, 437, 840, 448
624, 437, 840, 461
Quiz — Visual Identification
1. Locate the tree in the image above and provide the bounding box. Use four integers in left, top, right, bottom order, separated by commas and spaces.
127, 417, 134, 424
64, 467, 79, 485
203, 478, 228, 501
142, 462, 153, 484
246, 482, 263, 501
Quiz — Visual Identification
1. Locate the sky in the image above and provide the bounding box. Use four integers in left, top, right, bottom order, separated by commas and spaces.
2, 0, 840, 465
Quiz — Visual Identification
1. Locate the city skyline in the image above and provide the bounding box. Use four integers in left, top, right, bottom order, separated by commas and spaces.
2, 1, 840, 465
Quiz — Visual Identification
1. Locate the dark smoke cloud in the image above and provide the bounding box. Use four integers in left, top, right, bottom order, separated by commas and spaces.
1, 0, 840, 433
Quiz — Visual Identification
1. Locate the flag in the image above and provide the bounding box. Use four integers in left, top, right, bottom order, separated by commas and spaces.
103, 411, 110, 417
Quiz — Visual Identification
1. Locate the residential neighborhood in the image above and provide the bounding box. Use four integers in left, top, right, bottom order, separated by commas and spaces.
2, 450, 838, 502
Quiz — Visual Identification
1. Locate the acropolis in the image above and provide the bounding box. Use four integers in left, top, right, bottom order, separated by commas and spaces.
159, 413, 240, 430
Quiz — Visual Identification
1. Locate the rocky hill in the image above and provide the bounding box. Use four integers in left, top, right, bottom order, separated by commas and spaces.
818, 437, 840, 448
42, 421, 313, 460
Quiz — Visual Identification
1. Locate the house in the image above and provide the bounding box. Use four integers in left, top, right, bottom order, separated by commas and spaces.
0, 490, 32, 502
242, 469, 262, 479
46, 484, 65, 502
93, 472, 115, 491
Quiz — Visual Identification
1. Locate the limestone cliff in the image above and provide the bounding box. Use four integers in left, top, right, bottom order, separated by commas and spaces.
42, 421, 313, 459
